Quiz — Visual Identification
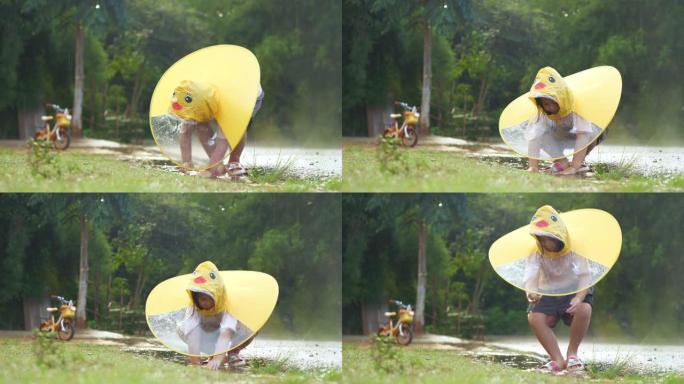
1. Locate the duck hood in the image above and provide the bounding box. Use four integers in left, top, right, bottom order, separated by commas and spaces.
186, 261, 228, 317
528, 67, 574, 120
169, 80, 219, 123
529, 205, 571, 257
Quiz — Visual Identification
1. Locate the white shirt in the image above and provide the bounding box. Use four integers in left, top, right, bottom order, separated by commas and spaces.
177, 307, 238, 337
523, 250, 591, 294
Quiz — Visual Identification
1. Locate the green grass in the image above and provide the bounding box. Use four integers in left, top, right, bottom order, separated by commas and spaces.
343, 343, 682, 384
342, 143, 683, 192
0, 147, 340, 192
0, 338, 338, 384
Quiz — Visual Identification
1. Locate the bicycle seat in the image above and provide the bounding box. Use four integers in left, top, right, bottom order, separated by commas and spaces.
390, 114, 401, 118
46, 307, 58, 312
384, 311, 396, 317
41, 116, 53, 121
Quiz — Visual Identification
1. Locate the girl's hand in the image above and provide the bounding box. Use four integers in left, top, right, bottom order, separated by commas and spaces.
206, 355, 224, 370
566, 296, 583, 314
526, 292, 541, 303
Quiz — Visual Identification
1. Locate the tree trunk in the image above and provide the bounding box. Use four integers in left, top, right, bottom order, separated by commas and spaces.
443, 279, 450, 320
23, 295, 49, 330
468, 260, 487, 315
431, 275, 438, 328
17, 107, 44, 139
415, 219, 428, 333
76, 213, 89, 329
420, 20, 432, 136
71, 22, 85, 138
365, 104, 392, 137
94, 255, 100, 323
104, 272, 112, 328
129, 254, 147, 309
462, 98, 467, 138
125, 61, 146, 118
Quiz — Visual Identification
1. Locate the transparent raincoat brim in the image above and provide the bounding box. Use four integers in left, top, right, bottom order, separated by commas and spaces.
499, 66, 622, 161
150, 113, 227, 171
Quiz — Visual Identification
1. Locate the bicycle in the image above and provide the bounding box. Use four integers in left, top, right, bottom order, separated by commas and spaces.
383, 101, 419, 147
377, 299, 414, 345
35, 104, 71, 150
39, 295, 76, 341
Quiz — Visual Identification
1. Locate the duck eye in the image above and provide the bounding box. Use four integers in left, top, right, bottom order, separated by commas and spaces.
550, 215, 558, 222
548, 76, 556, 83
192, 270, 198, 275
184, 95, 193, 103
209, 272, 216, 279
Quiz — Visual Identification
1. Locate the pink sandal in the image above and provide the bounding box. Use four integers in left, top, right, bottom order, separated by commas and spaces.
566, 355, 585, 371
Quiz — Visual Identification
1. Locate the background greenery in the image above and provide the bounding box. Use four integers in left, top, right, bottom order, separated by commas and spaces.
0, 0, 341, 146
343, 193, 684, 340
0, 193, 341, 338
343, 0, 684, 143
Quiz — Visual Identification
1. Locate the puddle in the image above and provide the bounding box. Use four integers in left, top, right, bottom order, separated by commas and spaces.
122, 339, 341, 371
467, 144, 684, 178
122, 146, 341, 182
469, 351, 544, 370
490, 336, 684, 374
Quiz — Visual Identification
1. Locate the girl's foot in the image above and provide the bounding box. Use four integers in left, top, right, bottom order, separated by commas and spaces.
227, 354, 247, 368
180, 162, 194, 173
566, 355, 585, 371
539, 360, 563, 374
557, 166, 578, 176
526, 167, 540, 173
198, 164, 227, 179
227, 162, 247, 178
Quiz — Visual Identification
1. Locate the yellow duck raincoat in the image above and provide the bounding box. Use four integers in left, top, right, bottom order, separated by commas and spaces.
149, 45, 261, 171
499, 66, 622, 161
145, 261, 278, 357
489, 205, 622, 296
186, 261, 228, 317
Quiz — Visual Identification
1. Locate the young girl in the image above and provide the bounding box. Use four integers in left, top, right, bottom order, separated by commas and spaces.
177, 261, 253, 370
172, 80, 265, 178
523, 206, 593, 373
524, 67, 605, 175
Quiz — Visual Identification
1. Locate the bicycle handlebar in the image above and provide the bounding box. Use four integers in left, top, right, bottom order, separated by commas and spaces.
50, 295, 70, 304
45, 104, 66, 113
393, 101, 416, 111
388, 299, 411, 309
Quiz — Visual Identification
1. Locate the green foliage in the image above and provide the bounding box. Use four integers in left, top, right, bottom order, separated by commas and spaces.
1, 0, 340, 146
344, 0, 684, 143
376, 136, 407, 174
27, 138, 63, 178
343, 144, 683, 192
370, 335, 403, 373
4, 340, 332, 383
0, 194, 340, 339
33, 331, 66, 369
344, 193, 684, 340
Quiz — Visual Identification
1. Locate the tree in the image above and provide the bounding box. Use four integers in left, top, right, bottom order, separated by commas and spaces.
66, 0, 124, 138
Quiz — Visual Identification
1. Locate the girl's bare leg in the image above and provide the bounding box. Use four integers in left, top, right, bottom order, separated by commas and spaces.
179, 122, 194, 165
528, 158, 540, 172
567, 303, 591, 358
196, 123, 216, 158
528, 312, 565, 368
207, 139, 229, 172
228, 134, 246, 164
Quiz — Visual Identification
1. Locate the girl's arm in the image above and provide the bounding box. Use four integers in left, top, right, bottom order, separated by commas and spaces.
206, 329, 234, 370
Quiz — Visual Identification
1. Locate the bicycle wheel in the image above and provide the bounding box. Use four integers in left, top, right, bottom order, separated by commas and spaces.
395, 323, 413, 346
57, 319, 75, 341
401, 126, 418, 147
53, 128, 70, 150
